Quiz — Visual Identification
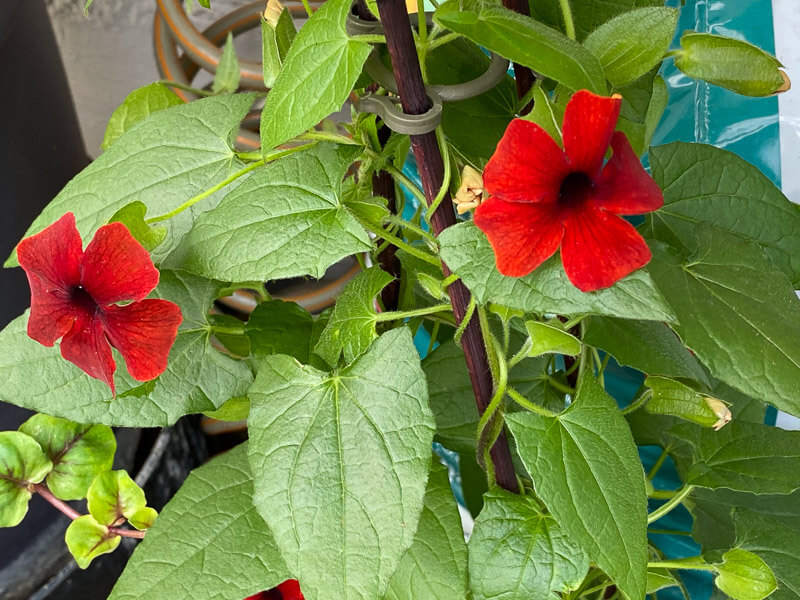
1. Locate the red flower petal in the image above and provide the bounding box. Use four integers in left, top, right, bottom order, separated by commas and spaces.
592, 132, 664, 215
80, 222, 159, 306
562, 90, 621, 179
17, 213, 82, 293
474, 195, 565, 277
561, 205, 652, 292
483, 119, 570, 204
59, 309, 117, 394
102, 299, 182, 382
24, 277, 77, 346
243, 580, 304, 600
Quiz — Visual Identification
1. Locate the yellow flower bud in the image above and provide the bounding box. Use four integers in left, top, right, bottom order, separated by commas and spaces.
704, 397, 732, 431
454, 165, 486, 215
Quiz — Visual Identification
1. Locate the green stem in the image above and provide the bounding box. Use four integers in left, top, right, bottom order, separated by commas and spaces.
361, 219, 441, 266
648, 529, 691, 536
382, 213, 438, 246
476, 338, 509, 484
351, 34, 387, 44
236, 150, 263, 161
453, 295, 476, 345
416, 1, 428, 43
650, 489, 677, 500
647, 484, 695, 524
579, 583, 611, 598
300, 0, 314, 17
375, 303, 452, 322
426, 31, 461, 52
147, 144, 313, 224
558, 0, 577, 40
158, 79, 214, 97
506, 386, 557, 417
547, 376, 576, 396
507, 339, 533, 370
425, 128, 452, 224
426, 321, 440, 355
647, 560, 715, 573
298, 131, 360, 145
647, 446, 670, 481
383, 163, 429, 209
622, 388, 653, 415
577, 321, 589, 382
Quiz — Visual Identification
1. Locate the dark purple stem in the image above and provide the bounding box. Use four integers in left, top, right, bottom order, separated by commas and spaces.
375, 0, 519, 493
501, 0, 535, 114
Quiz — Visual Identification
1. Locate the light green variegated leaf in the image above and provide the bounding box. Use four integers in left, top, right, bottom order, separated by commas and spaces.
248, 328, 435, 600
65, 515, 121, 569
0, 431, 52, 527
434, 0, 606, 93
438, 222, 675, 321
647, 232, 800, 418
87, 470, 149, 526
260, 0, 371, 150
670, 421, 800, 494
383, 461, 468, 600
712, 548, 777, 600
314, 267, 393, 366
422, 339, 553, 454
170, 143, 371, 282
19, 414, 115, 501
101, 82, 183, 150
468, 488, 589, 599
732, 508, 800, 600
109, 445, 289, 600
6, 93, 256, 267
584, 317, 710, 386
0, 271, 252, 426
583, 8, 678, 87
649, 142, 800, 285
507, 372, 648, 600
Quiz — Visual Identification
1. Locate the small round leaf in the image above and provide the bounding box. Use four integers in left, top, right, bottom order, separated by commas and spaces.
87, 470, 148, 526
714, 548, 777, 600
0, 431, 52, 527
65, 514, 121, 569
128, 506, 159, 531
19, 414, 116, 501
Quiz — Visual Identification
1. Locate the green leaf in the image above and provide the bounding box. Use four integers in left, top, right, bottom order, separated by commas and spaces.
674, 32, 785, 97
314, 267, 393, 366
669, 421, 800, 494
438, 222, 675, 321
468, 488, 589, 599
109, 445, 289, 600
426, 38, 518, 166
529, 0, 663, 42
6, 93, 256, 267
584, 317, 710, 386
422, 338, 551, 454
649, 142, 800, 285
0, 431, 52, 527
615, 70, 669, 155
87, 470, 149, 526
434, 0, 606, 93
646, 232, 800, 418
246, 299, 315, 364
647, 570, 679, 594
383, 461, 468, 600
107, 201, 167, 252
259, 0, 371, 150
248, 328, 435, 600
18, 414, 115, 501
523, 84, 564, 145
170, 143, 371, 282
0, 271, 253, 427
583, 8, 678, 87
691, 487, 800, 553
202, 395, 250, 422
261, 18, 281, 88
506, 372, 648, 600
101, 82, 183, 150
732, 508, 800, 600
213, 32, 241, 94
713, 548, 777, 600
65, 514, 121, 569
524, 320, 581, 357
644, 376, 721, 427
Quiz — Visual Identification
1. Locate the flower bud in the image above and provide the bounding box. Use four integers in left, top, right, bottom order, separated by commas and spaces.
454, 165, 485, 215
263, 0, 284, 27
704, 397, 732, 431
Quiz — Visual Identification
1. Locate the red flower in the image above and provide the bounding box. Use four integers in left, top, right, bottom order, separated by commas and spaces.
17, 212, 182, 394
244, 579, 304, 600
473, 90, 663, 292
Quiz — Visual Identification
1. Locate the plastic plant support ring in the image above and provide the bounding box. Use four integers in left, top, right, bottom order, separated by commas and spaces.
356, 92, 443, 134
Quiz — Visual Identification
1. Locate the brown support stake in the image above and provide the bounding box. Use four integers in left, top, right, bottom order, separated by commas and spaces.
375, 0, 519, 494
500, 0, 535, 114
358, 0, 401, 310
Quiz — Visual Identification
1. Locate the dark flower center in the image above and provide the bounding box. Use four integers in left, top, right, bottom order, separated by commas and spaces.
558, 171, 593, 208
69, 285, 97, 311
